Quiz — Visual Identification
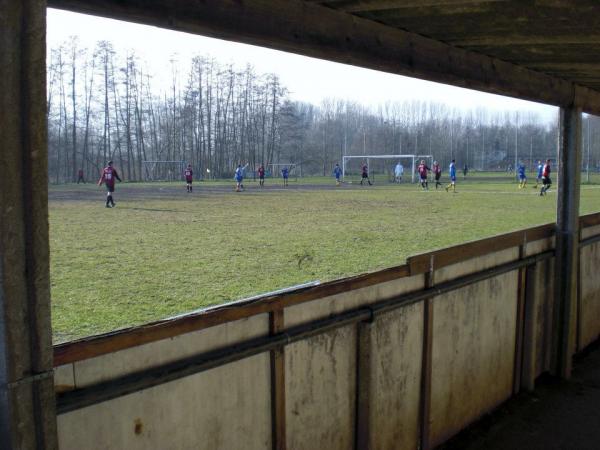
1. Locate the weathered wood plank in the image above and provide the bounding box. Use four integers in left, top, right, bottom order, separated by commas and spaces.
419, 260, 435, 450
0, 0, 58, 447
407, 223, 554, 275
355, 320, 373, 450
270, 310, 286, 450
53, 264, 409, 366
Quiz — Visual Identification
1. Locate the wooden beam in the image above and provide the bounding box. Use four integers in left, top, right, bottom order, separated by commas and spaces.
47, 0, 600, 115
321, 0, 507, 13
0, 0, 58, 448
450, 35, 600, 47
355, 320, 373, 450
269, 310, 286, 450
419, 256, 435, 450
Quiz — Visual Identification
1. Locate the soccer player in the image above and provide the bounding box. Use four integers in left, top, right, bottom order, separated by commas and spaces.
234, 164, 244, 192
417, 160, 430, 190
463, 164, 468, 179
360, 163, 372, 186
184, 164, 193, 192
77, 168, 85, 184
333, 163, 342, 186
258, 164, 265, 187
394, 162, 404, 183
534, 160, 543, 188
97, 160, 122, 208
432, 161, 442, 189
281, 166, 290, 187
445, 159, 457, 193
540, 159, 552, 196
517, 163, 527, 189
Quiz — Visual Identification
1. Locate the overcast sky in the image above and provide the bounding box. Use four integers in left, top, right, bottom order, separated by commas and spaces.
47, 8, 557, 123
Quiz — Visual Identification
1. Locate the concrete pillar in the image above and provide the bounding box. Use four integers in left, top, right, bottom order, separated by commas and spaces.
554, 106, 582, 379
0, 0, 58, 448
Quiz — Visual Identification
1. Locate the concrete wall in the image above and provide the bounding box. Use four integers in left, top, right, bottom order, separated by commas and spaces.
53, 223, 600, 450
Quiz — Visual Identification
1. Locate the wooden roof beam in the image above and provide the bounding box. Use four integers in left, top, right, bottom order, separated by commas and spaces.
47, 0, 600, 115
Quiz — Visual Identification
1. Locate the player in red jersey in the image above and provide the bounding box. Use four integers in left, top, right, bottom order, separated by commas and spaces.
184, 164, 193, 192
258, 164, 265, 187
97, 160, 122, 208
417, 160, 430, 190
432, 161, 442, 189
360, 163, 372, 186
540, 159, 552, 196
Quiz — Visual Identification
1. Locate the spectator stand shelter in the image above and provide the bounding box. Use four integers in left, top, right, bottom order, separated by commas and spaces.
4, 1, 600, 448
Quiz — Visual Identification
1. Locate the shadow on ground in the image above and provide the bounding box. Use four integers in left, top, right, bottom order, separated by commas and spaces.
441, 341, 600, 450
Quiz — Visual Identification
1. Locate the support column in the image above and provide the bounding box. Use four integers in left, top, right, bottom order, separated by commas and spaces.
0, 1, 58, 448
554, 106, 582, 379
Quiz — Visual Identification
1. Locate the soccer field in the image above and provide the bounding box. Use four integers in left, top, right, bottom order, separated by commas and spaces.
49, 176, 600, 342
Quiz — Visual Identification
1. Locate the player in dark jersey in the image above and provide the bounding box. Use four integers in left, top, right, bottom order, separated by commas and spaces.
97, 160, 122, 208
77, 168, 85, 184
258, 165, 265, 187
281, 166, 289, 187
417, 160, 430, 190
184, 164, 193, 192
360, 163, 372, 186
540, 159, 552, 196
333, 163, 342, 186
432, 161, 442, 189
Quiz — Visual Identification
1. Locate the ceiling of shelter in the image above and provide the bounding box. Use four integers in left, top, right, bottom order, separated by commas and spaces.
309, 0, 600, 91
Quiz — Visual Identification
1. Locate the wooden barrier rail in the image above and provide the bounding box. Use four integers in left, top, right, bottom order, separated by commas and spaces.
53, 214, 600, 367
56, 251, 553, 414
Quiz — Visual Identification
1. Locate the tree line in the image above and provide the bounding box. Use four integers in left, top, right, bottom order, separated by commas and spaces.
47, 38, 600, 183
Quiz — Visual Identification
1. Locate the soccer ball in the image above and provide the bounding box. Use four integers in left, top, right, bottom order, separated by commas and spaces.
206, 169, 211, 173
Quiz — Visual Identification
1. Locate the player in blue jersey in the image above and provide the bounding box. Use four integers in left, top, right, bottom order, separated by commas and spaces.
517, 163, 527, 189
281, 166, 289, 187
234, 163, 248, 192
534, 160, 543, 188
445, 159, 457, 193
333, 163, 342, 186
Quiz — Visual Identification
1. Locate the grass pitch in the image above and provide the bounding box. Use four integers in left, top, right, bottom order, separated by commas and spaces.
50, 175, 600, 342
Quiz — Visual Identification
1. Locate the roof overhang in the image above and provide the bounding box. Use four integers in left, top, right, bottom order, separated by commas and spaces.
47, 0, 600, 115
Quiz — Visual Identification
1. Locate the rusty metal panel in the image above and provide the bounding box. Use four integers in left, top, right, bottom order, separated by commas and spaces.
285, 326, 356, 450
579, 242, 600, 348
429, 271, 518, 447
57, 354, 271, 450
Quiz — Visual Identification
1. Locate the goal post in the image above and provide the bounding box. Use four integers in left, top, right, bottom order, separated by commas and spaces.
342, 154, 435, 183
142, 160, 187, 181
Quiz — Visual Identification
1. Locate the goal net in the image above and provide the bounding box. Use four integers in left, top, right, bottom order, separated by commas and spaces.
142, 161, 187, 181
342, 155, 434, 183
